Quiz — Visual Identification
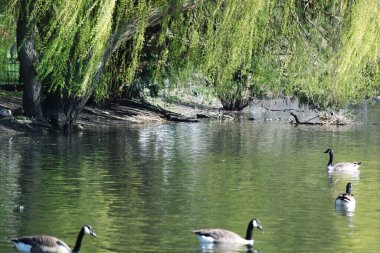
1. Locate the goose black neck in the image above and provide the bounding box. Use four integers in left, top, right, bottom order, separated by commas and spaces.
346, 183, 352, 195
327, 151, 333, 166
73, 227, 86, 252
245, 221, 254, 240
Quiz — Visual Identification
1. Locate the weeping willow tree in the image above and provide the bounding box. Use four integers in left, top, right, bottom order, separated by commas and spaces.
3, 0, 380, 131
13, 0, 200, 131
11, 0, 273, 131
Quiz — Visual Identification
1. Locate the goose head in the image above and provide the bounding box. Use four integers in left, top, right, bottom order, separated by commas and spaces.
251, 219, 264, 231
83, 225, 97, 237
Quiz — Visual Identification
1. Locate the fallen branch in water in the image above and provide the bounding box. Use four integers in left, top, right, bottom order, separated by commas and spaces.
290, 112, 322, 125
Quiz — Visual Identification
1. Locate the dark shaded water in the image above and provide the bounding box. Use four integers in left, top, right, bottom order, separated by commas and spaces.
1, 102, 379, 252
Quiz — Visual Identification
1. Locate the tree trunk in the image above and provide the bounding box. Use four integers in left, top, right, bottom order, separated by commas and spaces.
219, 85, 251, 111
220, 98, 250, 111
17, 0, 43, 119
43, 90, 88, 132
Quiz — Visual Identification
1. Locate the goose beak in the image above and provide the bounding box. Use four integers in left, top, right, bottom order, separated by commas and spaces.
91, 231, 97, 237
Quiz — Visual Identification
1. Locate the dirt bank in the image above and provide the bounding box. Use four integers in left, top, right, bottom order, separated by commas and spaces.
0, 95, 222, 135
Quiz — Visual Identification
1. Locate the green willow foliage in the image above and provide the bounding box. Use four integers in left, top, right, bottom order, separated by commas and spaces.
332, 0, 380, 104
242, 0, 379, 108
29, 0, 117, 94
159, 0, 269, 106
0, 1, 17, 82
5, 0, 380, 108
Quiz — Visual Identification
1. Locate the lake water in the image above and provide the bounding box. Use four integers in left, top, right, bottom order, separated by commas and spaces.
1, 102, 379, 253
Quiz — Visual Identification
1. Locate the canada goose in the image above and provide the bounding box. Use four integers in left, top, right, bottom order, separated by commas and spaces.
324, 149, 361, 172
335, 182, 356, 212
10, 224, 96, 253
0, 108, 12, 117
193, 218, 263, 245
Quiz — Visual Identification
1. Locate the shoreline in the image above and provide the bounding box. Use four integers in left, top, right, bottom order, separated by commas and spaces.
1, 94, 365, 135
0, 95, 223, 135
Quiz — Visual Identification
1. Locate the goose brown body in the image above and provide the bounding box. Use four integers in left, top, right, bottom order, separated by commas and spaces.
324, 149, 361, 172
10, 225, 96, 253
193, 219, 263, 245
335, 183, 356, 212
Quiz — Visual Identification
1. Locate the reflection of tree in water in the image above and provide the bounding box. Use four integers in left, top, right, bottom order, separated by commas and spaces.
0, 137, 23, 241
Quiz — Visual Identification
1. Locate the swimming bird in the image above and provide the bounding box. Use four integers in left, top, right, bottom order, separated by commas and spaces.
324, 148, 361, 172
10, 224, 96, 253
193, 218, 263, 245
335, 182, 356, 212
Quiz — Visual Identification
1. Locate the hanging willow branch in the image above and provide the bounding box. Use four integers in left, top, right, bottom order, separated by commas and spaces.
76, 1, 202, 110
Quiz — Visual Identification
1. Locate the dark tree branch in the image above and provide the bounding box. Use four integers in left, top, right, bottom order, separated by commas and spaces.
290, 112, 321, 125
17, 0, 43, 119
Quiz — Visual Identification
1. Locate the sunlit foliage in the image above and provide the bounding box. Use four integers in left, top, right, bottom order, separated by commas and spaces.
3, 0, 380, 108
26, 0, 117, 95
331, 0, 380, 104
253, 0, 380, 108
161, 0, 270, 108
0, 1, 17, 83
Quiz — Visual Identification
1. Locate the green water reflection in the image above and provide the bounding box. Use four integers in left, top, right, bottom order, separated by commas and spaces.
1, 103, 380, 252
